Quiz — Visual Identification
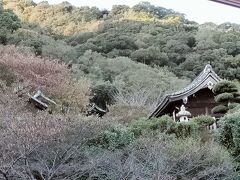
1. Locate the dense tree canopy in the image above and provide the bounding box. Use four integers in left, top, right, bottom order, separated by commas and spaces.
1, 0, 240, 107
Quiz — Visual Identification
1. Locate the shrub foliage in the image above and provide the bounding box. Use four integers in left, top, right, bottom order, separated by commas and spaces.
212, 80, 240, 114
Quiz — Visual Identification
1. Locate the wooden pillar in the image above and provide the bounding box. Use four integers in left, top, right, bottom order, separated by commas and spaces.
173, 110, 176, 122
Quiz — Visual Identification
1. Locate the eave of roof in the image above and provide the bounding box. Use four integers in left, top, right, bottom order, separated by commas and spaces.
210, 0, 240, 8
149, 64, 221, 118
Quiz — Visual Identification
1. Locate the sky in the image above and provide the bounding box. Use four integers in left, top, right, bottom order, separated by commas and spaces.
34, 0, 240, 24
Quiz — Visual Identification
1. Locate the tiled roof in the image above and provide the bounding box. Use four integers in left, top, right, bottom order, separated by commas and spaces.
171, 65, 219, 96
149, 64, 221, 118
210, 0, 240, 8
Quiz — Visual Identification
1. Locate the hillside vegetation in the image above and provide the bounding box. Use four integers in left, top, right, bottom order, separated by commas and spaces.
0, 1, 240, 179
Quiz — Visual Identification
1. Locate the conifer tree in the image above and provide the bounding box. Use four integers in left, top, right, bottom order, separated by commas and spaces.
212, 80, 240, 114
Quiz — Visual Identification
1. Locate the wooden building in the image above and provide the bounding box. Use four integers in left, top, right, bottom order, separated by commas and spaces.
149, 64, 222, 121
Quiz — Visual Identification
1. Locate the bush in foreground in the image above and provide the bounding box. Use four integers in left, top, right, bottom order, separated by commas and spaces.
218, 109, 240, 160
0, 89, 114, 179
83, 137, 236, 179
0, 89, 237, 179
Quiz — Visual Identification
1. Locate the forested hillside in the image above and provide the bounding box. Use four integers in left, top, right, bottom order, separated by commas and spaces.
0, 1, 240, 179
1, 0, 240, 108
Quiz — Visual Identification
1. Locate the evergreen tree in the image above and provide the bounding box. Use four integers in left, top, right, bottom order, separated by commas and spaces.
212, 80, 240, 114
0, 2, 21, 44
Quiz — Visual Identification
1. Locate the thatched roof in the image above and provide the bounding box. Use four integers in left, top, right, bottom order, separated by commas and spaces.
149, 64, 221, 118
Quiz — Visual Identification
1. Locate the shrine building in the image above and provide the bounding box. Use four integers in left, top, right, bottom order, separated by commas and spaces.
149, 64, 222, 123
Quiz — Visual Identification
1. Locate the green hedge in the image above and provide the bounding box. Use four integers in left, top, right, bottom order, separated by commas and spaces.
191, 115, 215, 126
129, 115, 175, 136
88, 115, 217, 150
87, 124, 134, 150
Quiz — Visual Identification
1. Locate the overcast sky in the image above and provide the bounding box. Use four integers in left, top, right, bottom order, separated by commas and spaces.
34, 0, 240, 24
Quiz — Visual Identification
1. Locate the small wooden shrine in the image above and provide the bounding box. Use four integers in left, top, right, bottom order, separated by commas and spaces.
28, 90, 56, 110
149, 64, 222, 123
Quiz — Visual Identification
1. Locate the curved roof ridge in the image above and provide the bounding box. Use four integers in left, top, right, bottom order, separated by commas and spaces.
170, 64, 220, 96
149, 64, 221, 118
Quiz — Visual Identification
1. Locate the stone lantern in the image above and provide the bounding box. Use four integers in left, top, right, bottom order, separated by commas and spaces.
176, 105, 191, 122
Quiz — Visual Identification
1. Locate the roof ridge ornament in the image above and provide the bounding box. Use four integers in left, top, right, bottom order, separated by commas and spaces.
204, 64, 213, 73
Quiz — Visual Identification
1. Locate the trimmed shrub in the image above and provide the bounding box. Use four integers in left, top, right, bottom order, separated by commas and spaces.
235, 96, 240, 103
228, 104, 240, 114
213, 80, 238, 94
212, 80, 240, 115
228, 103, 239, 110
212, 105, 228, 114
233, 91, 240, 98
215, 92, 234, 103
191, 115, 215, 126
129, 115, 175, 136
